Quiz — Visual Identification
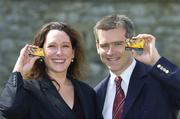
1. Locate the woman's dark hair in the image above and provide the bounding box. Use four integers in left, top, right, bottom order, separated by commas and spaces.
26, 22, 86, 80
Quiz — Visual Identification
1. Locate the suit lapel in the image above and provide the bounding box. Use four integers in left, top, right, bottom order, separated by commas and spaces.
122, 61, 150, 118
96, 75, 110, 114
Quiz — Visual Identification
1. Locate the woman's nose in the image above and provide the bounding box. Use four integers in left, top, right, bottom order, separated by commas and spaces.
56, 47, 63, 55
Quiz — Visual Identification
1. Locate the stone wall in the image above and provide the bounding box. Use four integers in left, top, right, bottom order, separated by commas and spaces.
1, 0, 180, 86
0, 0, 180, 118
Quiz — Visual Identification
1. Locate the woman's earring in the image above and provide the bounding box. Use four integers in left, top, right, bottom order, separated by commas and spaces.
40, 58, 43, 62
71, 58, 74, 62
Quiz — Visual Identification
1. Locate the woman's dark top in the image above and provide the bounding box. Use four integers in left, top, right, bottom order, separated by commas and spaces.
0, 72, 97, 119
72, 89, 85, 119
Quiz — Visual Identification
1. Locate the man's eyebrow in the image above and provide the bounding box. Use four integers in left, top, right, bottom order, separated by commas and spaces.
115, 41, 124, 43
112, 41, 125, 44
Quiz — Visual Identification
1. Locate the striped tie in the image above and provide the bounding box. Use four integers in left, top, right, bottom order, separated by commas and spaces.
112, 76, 125, 119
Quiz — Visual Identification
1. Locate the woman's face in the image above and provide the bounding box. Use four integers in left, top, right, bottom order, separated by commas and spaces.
43, 29, 74, 75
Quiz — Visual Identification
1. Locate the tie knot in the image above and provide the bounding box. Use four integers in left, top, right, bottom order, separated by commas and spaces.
115, 76, 122, 87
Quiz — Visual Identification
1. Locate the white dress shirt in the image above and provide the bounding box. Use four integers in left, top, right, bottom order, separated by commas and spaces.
102, 58, 136, 119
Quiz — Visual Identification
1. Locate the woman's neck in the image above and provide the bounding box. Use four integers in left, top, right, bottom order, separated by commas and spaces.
47, 70, 68, 85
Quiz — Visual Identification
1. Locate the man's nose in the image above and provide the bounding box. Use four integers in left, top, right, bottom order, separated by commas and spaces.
107, 46, 114, 55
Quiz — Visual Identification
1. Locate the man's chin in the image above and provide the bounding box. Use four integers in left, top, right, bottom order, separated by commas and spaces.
107, 66, 118, 71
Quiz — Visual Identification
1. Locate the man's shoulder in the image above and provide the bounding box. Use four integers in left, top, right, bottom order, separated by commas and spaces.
94, 75, 110, 92
134, 59, 152, 73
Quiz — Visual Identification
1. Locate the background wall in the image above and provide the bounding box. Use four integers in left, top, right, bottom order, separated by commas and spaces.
0, 0, 180, 118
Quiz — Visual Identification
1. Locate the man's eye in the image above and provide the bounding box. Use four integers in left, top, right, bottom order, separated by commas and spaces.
100, 44, 108, 48
114, 42, 123, 46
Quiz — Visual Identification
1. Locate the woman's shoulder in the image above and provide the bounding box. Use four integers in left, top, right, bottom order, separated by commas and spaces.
23, 78, 42, 90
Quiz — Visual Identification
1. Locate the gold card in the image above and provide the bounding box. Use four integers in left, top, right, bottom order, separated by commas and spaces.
125, 38, 144, 50
29, 47, 44, 57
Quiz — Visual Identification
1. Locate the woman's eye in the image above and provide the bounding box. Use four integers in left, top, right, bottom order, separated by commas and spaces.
63, 45, 70, 48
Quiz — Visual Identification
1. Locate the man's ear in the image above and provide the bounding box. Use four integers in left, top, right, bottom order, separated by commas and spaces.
96, 42, 100, 54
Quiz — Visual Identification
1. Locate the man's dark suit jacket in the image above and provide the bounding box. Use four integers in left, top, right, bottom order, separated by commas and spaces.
0, 72, 97, 119
95, 57, 180, 119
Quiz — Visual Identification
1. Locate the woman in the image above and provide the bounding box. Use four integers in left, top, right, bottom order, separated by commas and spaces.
0, 22, 97, 119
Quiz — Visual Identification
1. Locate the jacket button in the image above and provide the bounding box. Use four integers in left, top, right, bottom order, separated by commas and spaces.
162, 67, 166, 72
12, 75, 17, 87
160, 66, 164, 70
165, 70, 169, 74
42, 88, 46, 92
157, 64, 161, 68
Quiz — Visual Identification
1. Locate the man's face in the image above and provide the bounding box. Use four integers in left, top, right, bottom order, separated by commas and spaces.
96, 27, 133, 75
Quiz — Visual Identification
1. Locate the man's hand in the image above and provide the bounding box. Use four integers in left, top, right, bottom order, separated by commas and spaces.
131, 34, 161, 66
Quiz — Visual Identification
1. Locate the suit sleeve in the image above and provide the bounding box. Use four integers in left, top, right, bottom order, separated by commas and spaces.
0, 72, 31, 119
149, 57, 180, 108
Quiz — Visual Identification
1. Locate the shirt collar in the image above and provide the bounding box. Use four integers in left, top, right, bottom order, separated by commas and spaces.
109, 58, 136, 94
121, 58, 136, 86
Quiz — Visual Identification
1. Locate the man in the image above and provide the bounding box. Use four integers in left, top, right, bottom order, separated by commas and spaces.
94, 14, 180, 119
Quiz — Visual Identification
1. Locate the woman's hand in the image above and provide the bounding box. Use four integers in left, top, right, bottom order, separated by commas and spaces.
132, 34, 161, 66
13, 44, 40, 78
